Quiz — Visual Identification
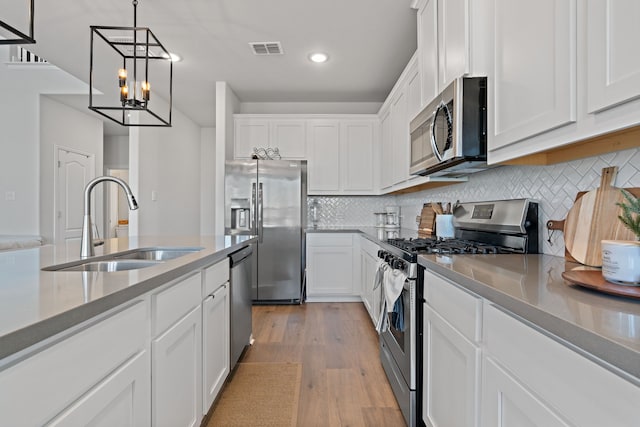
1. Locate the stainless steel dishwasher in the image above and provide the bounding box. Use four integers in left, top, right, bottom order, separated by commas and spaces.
228, 245, 254, 368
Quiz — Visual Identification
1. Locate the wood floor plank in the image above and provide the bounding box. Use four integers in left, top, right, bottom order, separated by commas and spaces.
326, 368, 367, 427
297, 344, 330, 426
362, 407, 406, 426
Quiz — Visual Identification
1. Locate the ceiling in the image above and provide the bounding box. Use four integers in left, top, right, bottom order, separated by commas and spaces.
21, 0, 417, 129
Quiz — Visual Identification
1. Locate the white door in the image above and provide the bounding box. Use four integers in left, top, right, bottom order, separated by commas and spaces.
56, 147, 95, 247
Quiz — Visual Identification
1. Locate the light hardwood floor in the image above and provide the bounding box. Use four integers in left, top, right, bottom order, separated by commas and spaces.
213, 302, 406, 426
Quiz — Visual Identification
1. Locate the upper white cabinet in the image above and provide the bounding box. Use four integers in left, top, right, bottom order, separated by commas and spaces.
586, 0, 640, 113
307, 120, 341, 192
379, 110, 394, 189
234, 117, 306, 159
487, 0, 640, 163
340, 120, 376, 192
415, 0, 488, 107
489, 0, 577, 150
391, 89, 409, 186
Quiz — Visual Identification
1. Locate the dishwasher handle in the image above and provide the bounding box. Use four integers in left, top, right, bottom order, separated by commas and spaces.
229, 246, 253, 267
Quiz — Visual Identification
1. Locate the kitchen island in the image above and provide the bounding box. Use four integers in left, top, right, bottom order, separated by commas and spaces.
0, 235, 255, 427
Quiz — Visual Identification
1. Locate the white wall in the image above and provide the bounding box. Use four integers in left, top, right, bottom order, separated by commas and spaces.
129, 106, 202, 236
215, 82, 240, 235
240, 101, 382, 114
0, 47, 90, 236
39, 96, 104, 244
104, 135, 129, 170
200, 127, 215, 235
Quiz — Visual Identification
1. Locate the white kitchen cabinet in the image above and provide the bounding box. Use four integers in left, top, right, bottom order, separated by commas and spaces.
360, 236, 382, 325
306, 233, 359, 301
269, 119, 307, 159
340, 120, 376, 192
482, 357, 569, 427
234, 118, 269, 159
202, 283, 229, 414
307, 120, 341, 192
489, 0, 577, 151
151, 273, 203, 427
379, 109, 394, 189
414, 0, 488, 107
152, 305, 202, 427
422, 270, 481, 427
417, 0, 438, 107
437, 0, 468, 91
0, 301, 149, 427
483, 302, 640, 427
47, 351, 150, 427
234, 117, 306, 159
391, 89, 409, 186
586, 0, 640, 114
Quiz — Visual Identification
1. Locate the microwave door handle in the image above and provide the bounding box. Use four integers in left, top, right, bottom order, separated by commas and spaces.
430, 102, 445, 162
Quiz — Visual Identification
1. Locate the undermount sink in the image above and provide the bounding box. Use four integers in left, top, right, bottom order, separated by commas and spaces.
42, 247, 204, 272
113, 247, 204, 261
46, 260, 163, 272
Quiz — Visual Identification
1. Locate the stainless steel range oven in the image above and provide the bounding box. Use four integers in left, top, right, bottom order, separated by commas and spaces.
380, 199, 539, 427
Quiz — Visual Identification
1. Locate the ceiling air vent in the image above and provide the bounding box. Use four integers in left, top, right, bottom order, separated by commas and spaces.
249, 41, 283, 55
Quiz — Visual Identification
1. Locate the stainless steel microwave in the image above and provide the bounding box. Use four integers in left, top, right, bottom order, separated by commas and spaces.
409, 77, 488, 177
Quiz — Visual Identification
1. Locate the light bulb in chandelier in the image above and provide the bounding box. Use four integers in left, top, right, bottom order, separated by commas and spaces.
141, 81, 151, 101
120, 85, 129, 104
118, 68, 127, 87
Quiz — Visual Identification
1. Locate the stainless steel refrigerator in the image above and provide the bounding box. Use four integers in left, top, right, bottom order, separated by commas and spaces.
225, 160, 307, 303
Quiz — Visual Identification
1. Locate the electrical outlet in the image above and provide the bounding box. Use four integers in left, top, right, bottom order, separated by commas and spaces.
5, 191, 15, 201
151, 190, 158, 201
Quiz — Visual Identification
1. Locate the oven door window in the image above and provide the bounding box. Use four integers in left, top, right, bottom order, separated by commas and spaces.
430, 100, 453, 161
387, 287, 410, 351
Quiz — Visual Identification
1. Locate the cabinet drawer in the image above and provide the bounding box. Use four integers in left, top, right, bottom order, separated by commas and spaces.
423, 270, 482, 343
153, 272, 202, 335
204, 258, 229, 296
484, 303, 640, 427
307, 233, 353, 247
0, 301, 147, 426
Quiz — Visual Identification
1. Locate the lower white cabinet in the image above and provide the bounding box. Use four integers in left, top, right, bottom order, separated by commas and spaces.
0, 301, 149, 427
202, 283, 230, 413
360, 236, 382, 325
423, 305, 480, 427
482, 357, 569, 427
48, 351, 150, 427
152, 304, 203, 427
306, 233, 358, 301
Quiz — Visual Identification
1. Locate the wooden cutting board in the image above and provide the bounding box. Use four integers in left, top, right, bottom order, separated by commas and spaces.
563, 167, 637, 267
418, 203, 436, 238
562, 270, 640, 299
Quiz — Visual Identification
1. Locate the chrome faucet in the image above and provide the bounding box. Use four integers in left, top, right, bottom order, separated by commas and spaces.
80, 176, 138, 258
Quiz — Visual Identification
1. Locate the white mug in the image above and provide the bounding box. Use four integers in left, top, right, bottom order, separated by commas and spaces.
435, 214, 454, 239
601, 240, 640, 285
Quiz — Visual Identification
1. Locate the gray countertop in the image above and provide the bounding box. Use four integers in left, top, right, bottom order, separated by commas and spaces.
418, 253, 640, 381
0, 235, 256, 360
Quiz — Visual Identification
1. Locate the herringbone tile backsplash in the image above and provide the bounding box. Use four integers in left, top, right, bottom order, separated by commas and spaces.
308, 147, 640, 256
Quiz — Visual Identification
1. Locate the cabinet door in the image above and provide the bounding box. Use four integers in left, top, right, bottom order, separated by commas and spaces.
307, 120, 341, 192
307, 246, 354, 296
437, 0, 468, 90
418, 0, 438, 107
482, 357, 569, 427
490, 0, 576, 150
47, 351, 150, 427
391, 89, 409, 185
407, 61, 422, 123
203, 284, 230, 414
152, 305, 202, 427
587, 0, 640, 113
270, 120, 306, 158
380, 110, 394, 189
341, 121, 375, 191
423, 305, 480, 427
234, 119, 269, 159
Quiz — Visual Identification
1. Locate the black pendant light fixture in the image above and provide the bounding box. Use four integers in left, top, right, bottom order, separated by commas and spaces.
0, 0, 35, 44
89, 0, 172, 127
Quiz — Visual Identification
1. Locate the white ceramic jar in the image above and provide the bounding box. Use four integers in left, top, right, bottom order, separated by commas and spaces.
601, 240, 640, 285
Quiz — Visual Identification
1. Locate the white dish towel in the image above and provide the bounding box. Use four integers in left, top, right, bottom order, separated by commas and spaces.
376, 266, 407, 333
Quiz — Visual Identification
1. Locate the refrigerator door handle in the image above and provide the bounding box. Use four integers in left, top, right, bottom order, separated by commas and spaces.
250, 182, 256, 231
258, 182, 264, 243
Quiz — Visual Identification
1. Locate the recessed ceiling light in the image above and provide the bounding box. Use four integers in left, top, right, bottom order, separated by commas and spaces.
309, 52, 328, 63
